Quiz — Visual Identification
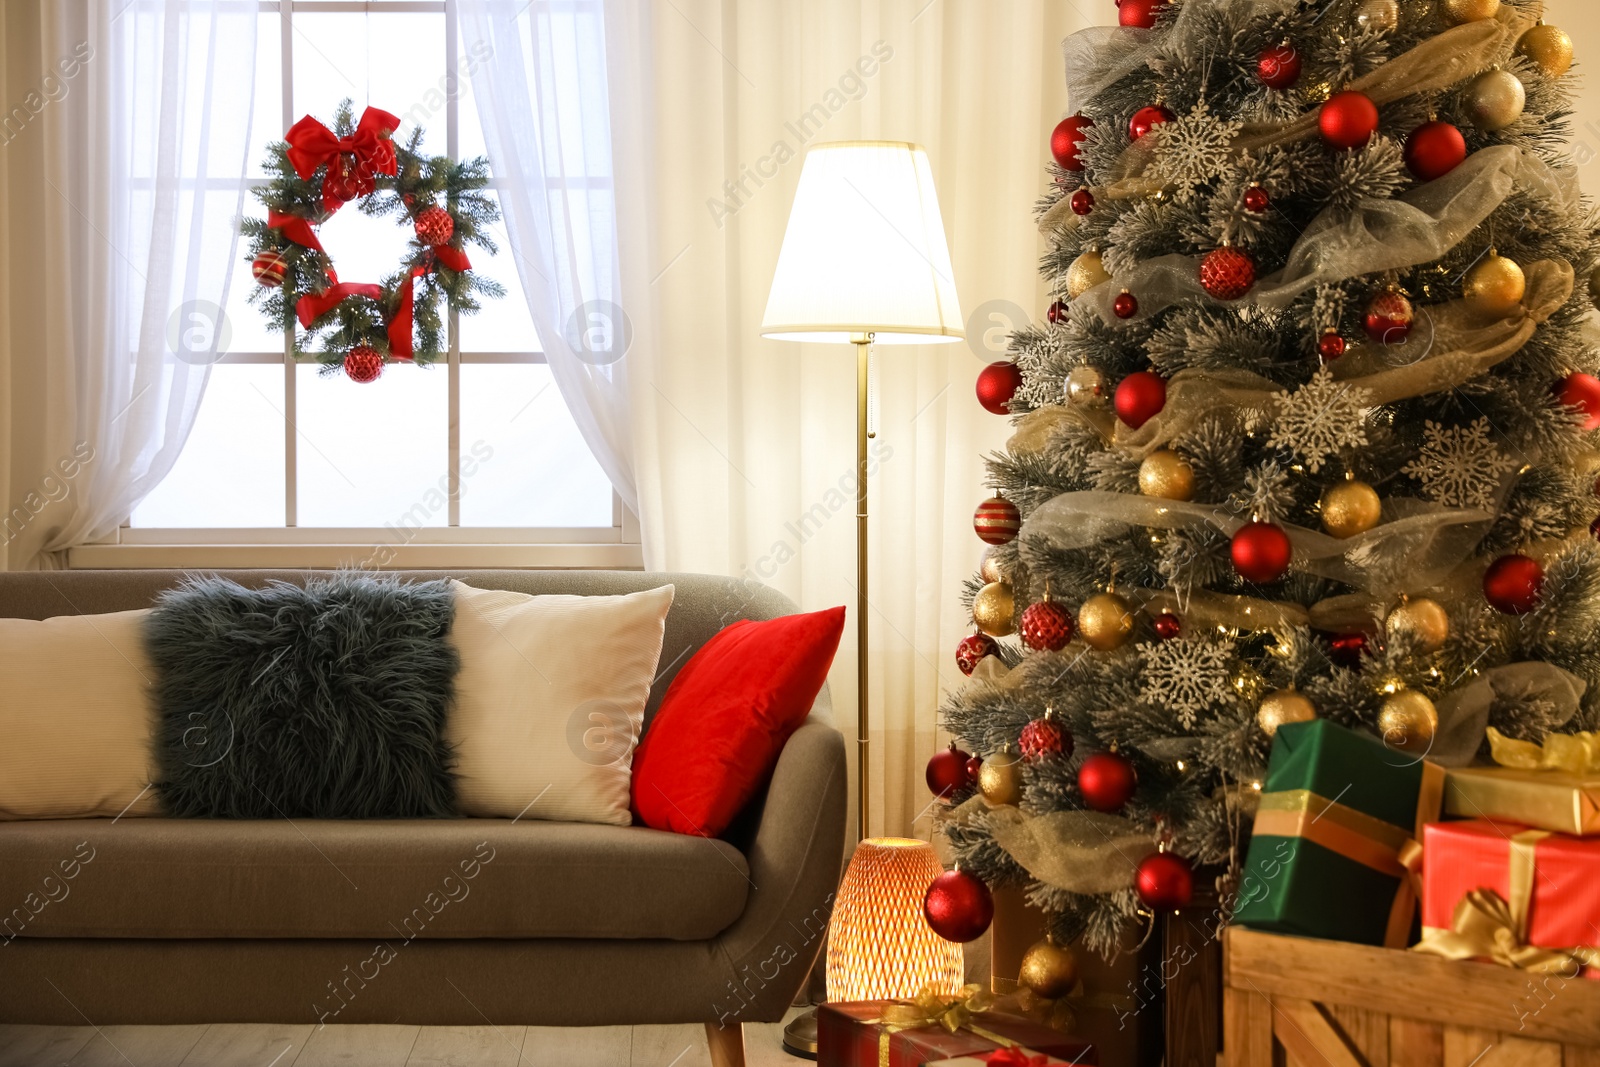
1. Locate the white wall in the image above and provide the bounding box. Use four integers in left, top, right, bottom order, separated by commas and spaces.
1546, 0, 1600, 195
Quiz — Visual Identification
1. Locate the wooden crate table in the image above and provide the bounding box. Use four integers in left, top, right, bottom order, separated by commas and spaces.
1222, 927, 1600, 1066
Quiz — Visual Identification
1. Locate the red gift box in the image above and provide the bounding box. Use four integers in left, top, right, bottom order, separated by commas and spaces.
1420, 820, 1600, 978
817, 1000, 1096, 1066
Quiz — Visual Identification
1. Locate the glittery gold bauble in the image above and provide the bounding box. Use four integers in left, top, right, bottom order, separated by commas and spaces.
974, 581, 1017, 638
1078, 592, 1136, 652
1066, 249, 1112, 299
980, 551, 1003, 585
1440, 0, 1498, 25
1065, 365, 1107, 405
1357, 0, 1399, 30
1019, 938, 1079, 998
1379, 690, 1438, 752
1138, 450, 1195, 501
1464, 251, 1526, 318
1464, 68, 1526, 132
979, 747, 1025, 806
1320, 480, 1383, 539
1386, 597, 1450, 653
1257, 688, 1317, 738
1518, 23, 1574, 78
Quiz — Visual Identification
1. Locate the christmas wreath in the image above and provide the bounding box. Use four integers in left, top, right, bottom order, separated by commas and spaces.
241, 101, 504, 383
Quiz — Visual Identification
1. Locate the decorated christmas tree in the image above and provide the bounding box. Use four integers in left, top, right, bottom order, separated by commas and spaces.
929, 0, 1600, 962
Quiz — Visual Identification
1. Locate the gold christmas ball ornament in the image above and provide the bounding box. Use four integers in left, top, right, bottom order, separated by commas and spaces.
974, 581, 1017, 638
1257, 688, 1317, 738
1464, 68, 1526, 132
1138, 450, 1195, 501
1065, 365, 1107, 406
1078, 592, 1136, 652
1386, 597, 1450, 653
979, 747, 1025, 806
1019, 938, 1079, 999
1440, 0, 1499, 25
1357, 0, 1399, 31
1464, 251, 1526, 318
1320, 479, 1383, 539
1379, 690, 1439, 753
1517, 23, 1574, 78
980, 551, 1004, 585
1066, 249, 1112, 299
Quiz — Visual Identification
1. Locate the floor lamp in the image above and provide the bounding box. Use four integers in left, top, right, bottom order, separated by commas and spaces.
761, 141, 966, 1057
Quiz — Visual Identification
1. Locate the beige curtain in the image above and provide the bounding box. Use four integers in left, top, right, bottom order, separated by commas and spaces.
622, 1, 1087, 843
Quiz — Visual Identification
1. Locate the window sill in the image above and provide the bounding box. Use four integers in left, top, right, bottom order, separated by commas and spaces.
67, 541, 644, 571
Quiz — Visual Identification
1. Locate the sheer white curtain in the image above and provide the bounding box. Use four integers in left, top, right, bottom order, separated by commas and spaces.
458, 0, 637, 513
1, 0, 256, 569
612, 1, 1091, 841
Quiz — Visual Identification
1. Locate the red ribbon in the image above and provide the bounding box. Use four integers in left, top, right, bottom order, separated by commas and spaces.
387, 266, 426, 361
295, 281, 383, 329
267, 210, 324, 255
430, 243, 471, 273
285, 107, 401, 204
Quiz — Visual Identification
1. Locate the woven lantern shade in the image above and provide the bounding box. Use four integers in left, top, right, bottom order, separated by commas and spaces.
825, 837, 965, 1001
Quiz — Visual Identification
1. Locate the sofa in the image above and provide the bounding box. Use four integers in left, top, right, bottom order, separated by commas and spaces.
0, 570, 848, 1067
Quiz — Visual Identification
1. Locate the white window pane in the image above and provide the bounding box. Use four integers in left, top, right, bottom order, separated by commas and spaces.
457, 192, 541, 352
296, 362, 449, 528
459, 365, 612, 527
133, 364, 286, 528
248, 12, 284, 180
294, 191, 416, 301
292, 12, 446, 158
456, 38, 487, 162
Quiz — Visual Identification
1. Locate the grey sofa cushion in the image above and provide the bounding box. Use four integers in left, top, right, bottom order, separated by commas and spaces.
0, 817, 750, 941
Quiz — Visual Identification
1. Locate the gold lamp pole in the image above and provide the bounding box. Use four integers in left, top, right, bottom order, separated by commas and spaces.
852, 331, 871, 842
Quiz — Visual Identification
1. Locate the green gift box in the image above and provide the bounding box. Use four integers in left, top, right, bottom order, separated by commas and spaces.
1230, 719, 1443, 947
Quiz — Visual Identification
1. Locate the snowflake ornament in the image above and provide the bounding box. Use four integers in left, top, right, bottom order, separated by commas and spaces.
1139, 637, 1236, 729
1265, 368, 1373, 473
1152, 101, 1244, 202
1402, 418, 1518, 511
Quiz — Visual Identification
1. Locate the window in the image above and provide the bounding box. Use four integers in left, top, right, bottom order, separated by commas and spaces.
75, 0, 639, 569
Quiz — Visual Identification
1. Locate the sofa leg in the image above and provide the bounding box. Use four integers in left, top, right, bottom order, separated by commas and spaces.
705, 1021, 746, 1067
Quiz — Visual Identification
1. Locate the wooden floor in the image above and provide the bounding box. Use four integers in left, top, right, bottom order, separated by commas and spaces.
0, 1011, 807, 1067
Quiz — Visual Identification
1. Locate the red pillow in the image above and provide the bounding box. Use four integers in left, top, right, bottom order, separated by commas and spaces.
631, 606, 845, 836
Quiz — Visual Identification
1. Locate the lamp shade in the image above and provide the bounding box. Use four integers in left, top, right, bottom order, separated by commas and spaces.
762, 141, 963, 345
825, 837, 965, 1001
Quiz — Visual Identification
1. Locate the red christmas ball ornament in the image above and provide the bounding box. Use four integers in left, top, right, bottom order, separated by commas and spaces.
1231, 521, 1293, 584
1117, 0, 1169, 29
1319, 91, 1380, 150
343, 345, 384, 384
414, 205, 455, 246
1318, 330, 1348, 361
1070, 189, 1096, 216
1113, 291, 1140, 320
251, 248, 288, 288
1129, 105, 1174, 141
1484, 554, 1545, 615
1047, 299, 1069, 325
1051, 115, 1094, 172
1199, 247, 1257, 301
1243, 185, 1271, 213
1114, 370, 1167, 430
1556, 373, 1600, 432
1135, 851, 1194, 911
1329, 631, 1368, 667
974, 496, 1022, 546
1152, 612, 1181, 640
1257, 42, 1303, 90
1404, 121, 1468, 181
1020, 599, 1075, 652
1020, 714, 1073, 761
1364, 289, 1414, 345
926, 744, 974, 798
966, 754, 984, 779
1078, 751, 1138, 812
923, 868, 994, 942
976, 361, 1024, 415
956, 632, 1000, 676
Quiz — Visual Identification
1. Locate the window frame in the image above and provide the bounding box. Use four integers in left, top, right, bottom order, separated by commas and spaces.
74, 0, 642, 569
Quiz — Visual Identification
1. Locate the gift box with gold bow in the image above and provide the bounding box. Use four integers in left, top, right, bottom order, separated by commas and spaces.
1416, 819, 1600, 979
816, 985, 1096, 1067
1443, 728, 1600, 835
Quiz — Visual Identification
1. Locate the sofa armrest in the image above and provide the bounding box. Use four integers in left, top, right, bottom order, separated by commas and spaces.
709, 719, 847, 1025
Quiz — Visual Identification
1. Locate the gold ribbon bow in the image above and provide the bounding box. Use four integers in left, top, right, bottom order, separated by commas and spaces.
1414, 829, 1600, 975
870, 984, 1018, 1067
1488, 727, 1600, 775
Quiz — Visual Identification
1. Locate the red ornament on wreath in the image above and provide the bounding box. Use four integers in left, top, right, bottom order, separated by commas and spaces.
1114, 370, 1167, 429
926, 743, 974, 798
1070, 189, 1096, 216
343, 344, 384, 384
1020, 598, 1075, 652
976, 361, 1024, 415
1129, 105, 1174, 141
923, 868, 994, 942
1257, 42, 1303, 90
1136, 851, 1194, 910
1152, 612, 1181, 640
1113, 291, 1140, 320
1051, 115, 1093, 172
1556, 372, 1600, 432
414, 204, 455, 246
1484, 554, 1544, 615
974, 496, 1021, 546
1404, 120, 1467, 181
1117, 0, 1169, 29
1020, 710, 1073, 761
956, 632, 1000, 676
1243, 185, 1271, 213
1364, 288, 1414, 345
1329, 631, 1369, 667
1318, 330, 1347, 361
1232, 521, 1292, 583
1319, 90, 1380, 150
252, 248, 288, 288
1078, 751, 1137, 812
1199, 247, 1256, 301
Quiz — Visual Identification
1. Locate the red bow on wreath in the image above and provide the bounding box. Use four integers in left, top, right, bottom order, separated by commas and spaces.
285, 106, 400, 206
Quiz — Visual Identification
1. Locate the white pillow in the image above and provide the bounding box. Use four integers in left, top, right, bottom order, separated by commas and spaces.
0, 609, 161, 820
446, 581, 674, 824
